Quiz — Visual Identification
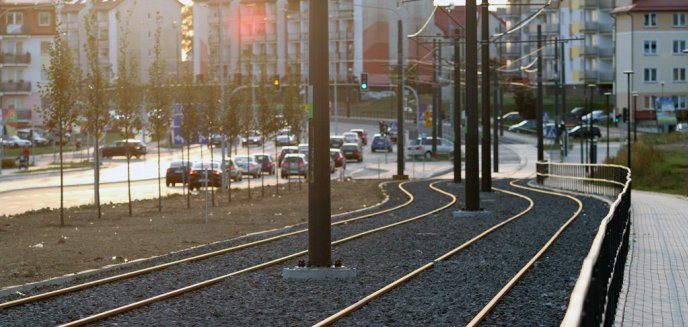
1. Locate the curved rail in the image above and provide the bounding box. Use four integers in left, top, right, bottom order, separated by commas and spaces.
466, 181, 583, 326
56, 181, 456, 327
1, 181, 416, 309
312, 181, 535, 327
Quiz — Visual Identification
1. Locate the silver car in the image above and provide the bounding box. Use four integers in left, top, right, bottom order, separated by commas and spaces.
406, 137, 455, 160
281, 153, 308, 178
232, 155, 261, 178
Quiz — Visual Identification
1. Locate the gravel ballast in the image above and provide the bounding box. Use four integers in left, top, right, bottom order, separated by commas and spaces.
0, 179, 610, 326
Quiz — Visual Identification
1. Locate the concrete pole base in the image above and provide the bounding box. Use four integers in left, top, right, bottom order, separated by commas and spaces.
392, 174, 409, 180
283, 266, 357, 280
452, 209, 488, 217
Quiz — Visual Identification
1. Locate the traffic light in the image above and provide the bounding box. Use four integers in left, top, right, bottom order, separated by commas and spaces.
273, 75, 280, 90
360, 73, 368, 90
622, 107, 629, 123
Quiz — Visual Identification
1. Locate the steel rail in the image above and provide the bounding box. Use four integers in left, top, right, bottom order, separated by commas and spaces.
313, 182, 535, 327
466, 181, 583, 326
56, 181, 456, 327
1, 181, 415, 309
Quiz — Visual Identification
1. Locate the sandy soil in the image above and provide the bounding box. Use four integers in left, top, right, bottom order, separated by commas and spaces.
0, 179, 385, 289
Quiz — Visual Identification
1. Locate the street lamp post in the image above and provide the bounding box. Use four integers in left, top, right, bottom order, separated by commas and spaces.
587, 84, 596, 164
623, 70, 634, 169
632, 92, 638, 143
604, 92, 611, 160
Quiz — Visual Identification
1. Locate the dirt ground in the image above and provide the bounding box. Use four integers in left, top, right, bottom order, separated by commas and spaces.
0, 179, 385, 289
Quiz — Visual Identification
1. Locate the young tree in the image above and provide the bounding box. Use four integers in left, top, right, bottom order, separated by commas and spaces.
282, 77, 304, 143
38, 28, 80, 227
221, 83, 244, 203
147, 14, 173, 212
256, 80, 277, 196
115, 10, 140, 217
179, 64, 198, 208
200, 79, 221, 206
83, 9, 110, 219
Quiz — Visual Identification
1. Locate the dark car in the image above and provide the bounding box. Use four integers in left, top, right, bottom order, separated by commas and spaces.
165, 160, 193, 187
280, 153, 308, 178
330, 149, 346, 169
498, 111, 522, 124
101, 139, 147, 159
371, 134, 393, 152
188, 161, 224, 190
278, 146, 299, 165
330, 136, 345, 149
568, 125, 602, 138
508, 120, 537, 134
252, 153, 275, 175
340, 143, 363, 162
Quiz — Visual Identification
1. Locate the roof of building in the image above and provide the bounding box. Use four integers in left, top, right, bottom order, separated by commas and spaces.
612, 0, 688, 13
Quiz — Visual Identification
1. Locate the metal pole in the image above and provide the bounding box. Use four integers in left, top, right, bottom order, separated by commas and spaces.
395, 19, 406, 179
432, 38, 438, 158
633, 93, 638, 142
481, 1, 491, 191
438, 40, 443, 139
219, 0, 227, 193
624, 70, 633, 169
308, 0, 331, 267
554, 38, 560, 145
465, 0, 480, 210
561, 41, 567, 133
605, 92, 611, 160
493, 28, 499, 174
453, 29, 462, 183
588, 84, 595, 164
536, 25, 544, 162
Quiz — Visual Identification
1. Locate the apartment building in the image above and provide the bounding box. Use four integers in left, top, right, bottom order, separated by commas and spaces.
0, 0, 56, 128
193, 0, 432, 87
613, 0, 688, 122
500, 0, 615, 93
59, 0, 183, 84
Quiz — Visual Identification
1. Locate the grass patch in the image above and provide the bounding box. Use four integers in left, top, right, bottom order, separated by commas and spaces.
16, 161, 93, 174
606, 135, 688, 196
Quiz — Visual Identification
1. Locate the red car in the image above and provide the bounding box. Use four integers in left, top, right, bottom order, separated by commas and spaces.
349, 129, 368, 146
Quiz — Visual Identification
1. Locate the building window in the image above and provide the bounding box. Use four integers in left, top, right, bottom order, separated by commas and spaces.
644, 96, 657, 110
673, 40, 687, 54
673, 96, 687, 109
644, 68, 657, 82
644, 13, 657, 27
644, 40, 658, 55
38, 12, 51, 27
6, 11, 23, 25
674, 68, 686, 82
40, 41, 51, 55
674, 13, 687, 27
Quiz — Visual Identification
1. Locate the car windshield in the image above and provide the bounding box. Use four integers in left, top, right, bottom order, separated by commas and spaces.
341, 145, 358, 151
284, 156, 303, 163
254, 155, 269, 163
234, 156, 252, 164
169, 161, 188, 168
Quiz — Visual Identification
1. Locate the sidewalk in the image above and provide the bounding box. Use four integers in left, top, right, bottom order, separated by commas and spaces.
614, 191, 688, 326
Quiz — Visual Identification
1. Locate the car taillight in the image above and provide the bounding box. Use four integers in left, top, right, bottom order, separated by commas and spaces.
336, 157, 341, 162
166, 168, 171, 174
250, 164, 256, 169
212, 171, 220, 175
267, 162, 272, 168
191, 170, 198, 175
299, 162, 305, 167
282, 162, 288, 167
229, 166, 235, 170
355, 151, 360, 155
416, 146, 422, 150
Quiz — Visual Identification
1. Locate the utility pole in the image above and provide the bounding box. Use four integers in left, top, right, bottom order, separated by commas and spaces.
432, 38, 438, 158
493, 23, 500, 173
465, 0, 480, 210
536, 25, 544, 162
453, 29, 462, 183
481, 0, 491, 191
394, 19, 407, 179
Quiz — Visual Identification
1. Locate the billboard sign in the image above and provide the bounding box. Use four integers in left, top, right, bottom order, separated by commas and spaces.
655, 97, 677, 125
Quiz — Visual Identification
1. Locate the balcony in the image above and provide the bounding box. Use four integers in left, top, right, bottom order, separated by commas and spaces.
583, 71, 598, 81
599, 46, 614, 58
599, 71, 614, 83
0, 81, 31, 93
0, 52, 30, 65
528, 23, 558, 35
583, 45, 598, 56
581, 21, 598, 33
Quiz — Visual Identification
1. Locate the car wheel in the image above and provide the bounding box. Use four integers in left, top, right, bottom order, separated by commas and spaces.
166, 182, 170, 187
424, 151, 433, 160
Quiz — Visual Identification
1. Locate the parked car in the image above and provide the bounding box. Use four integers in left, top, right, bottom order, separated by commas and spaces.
406, 137, 455, 159
298, 143, 309, 157
278, 146, 299, 165
581, 110, 605, 123
280, 153, 308, 178
342, 132, 362, 147
387, 124, 398, 142
330, 136, 345, 149
101, 139, 147, 159
570, 107, 589, 120
252, 153, 275, 175
676, 122, 688, 133
498, 111, 523, 125
371, 134, 393, 152
330, 148, 346, 169
165, 160, 193, 187
233, 155, 261, 178
276, 129, 297, 146
188, 161, 224, 190
17, 129, 49, 146
3, 135, 31, 148
349, 129, 368, 145
242, 131, 262, 146
340, 143, 364, 162
225, 158, 243, 182
568, 125, 602, 138
508, 120, 538, 134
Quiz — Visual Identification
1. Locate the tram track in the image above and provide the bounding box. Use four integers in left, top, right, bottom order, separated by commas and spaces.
313, 180, 586, 326
0, 180, 457, 326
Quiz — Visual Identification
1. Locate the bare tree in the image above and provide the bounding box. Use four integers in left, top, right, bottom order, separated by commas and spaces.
200, 79, 221, 206
114, 10, 140, 216
38, 28, 80, 226
83, 9, 110, 219
179, 64, 198, 208
256, 79, 278, 196
221, 83, 243, 203
147, 14, 172, 212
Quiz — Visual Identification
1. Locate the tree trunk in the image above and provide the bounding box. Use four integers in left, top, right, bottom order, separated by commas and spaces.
186, 142, 191, 208
59, 120, 65, 227
210, 134, 215, 207
227, 142, 232, 203
157, 137, 162, 212
126, 130, 132, 216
